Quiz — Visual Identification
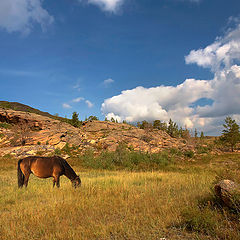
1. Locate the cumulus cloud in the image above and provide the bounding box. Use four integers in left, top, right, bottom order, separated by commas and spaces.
0, 0, 54, 34
103, 78, 114, 87
63, 97, 93, 110
102, 22, 240, 135
102, 79, 212, 128
62, 103, 72, 109
86, 100, 94, 108
79, 0, 125, 13
72, 97, 84, 103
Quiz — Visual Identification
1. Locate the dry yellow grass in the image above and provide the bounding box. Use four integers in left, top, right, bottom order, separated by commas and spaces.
0, 153, 239, 240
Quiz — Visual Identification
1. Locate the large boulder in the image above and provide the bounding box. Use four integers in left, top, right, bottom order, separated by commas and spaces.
214, 179, 240, 208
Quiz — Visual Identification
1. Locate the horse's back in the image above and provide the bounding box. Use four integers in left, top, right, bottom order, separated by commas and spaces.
21, 156, 64, 179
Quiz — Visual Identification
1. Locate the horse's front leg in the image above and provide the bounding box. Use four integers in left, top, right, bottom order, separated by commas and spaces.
24, 172, 30, 187
56, 176, 60, 188
53, 175, 60, 188
53, 178, 56, 188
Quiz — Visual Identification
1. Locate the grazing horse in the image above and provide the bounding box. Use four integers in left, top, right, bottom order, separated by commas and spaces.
17, 156, 81, 188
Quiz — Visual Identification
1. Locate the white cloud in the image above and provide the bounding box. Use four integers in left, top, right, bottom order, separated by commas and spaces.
79, 0, 124, 13
62, 103, 72, 109
86, 100, 94, 108
185, 25, 240, 71
102, 79, 212, 129
72, 97, 84, 103
0, 0, 54, 34
102, 22, 240, 135
103, 78, 114, 87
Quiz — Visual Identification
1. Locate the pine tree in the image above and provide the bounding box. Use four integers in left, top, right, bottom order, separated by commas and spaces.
111, 117, 115, 123
167, 119, 179, 138
220, 116, 240, 152
153, 120, 167, 131
194, 128, 198, 138
71, 112, 80, 128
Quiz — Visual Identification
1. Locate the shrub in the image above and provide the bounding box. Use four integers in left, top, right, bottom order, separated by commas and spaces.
0, 122, 11, 129
79, 144, 173, 171
169, 148, 182, 156
184, 150, 194, 158
196, 145, 209, 154
54, 148, 61, 156
62, 143, 71, 155
140, 135, 153, 143
182, 206, 217, 235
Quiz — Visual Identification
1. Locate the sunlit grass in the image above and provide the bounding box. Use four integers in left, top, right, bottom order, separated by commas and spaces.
0, 153, 239, 239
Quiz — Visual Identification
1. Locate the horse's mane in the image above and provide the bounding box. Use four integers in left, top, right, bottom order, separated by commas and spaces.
56, 156, 77, 180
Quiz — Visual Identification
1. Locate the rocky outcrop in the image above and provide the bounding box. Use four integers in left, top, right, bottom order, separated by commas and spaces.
215, 179, 240, 208
0, 108, 192, 158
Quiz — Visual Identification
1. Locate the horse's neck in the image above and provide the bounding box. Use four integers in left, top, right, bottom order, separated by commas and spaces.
64, 164, 77, 181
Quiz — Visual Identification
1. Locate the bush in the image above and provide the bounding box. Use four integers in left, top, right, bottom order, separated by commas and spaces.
169, 148, 182, 156
54, 148, 61, 156
62, 143, 71, 155
140, 135, 153, 143
184, 150, 194, 158
79, 143, 173, 171
182, 206, 217, 235
196, 146, 209, 154
0, 122, 11, 129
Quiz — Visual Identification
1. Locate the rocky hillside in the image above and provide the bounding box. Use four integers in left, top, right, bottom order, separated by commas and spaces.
0, 107, 192, 158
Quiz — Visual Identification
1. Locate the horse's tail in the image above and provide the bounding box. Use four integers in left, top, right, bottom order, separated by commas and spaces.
17, 159, 24, 188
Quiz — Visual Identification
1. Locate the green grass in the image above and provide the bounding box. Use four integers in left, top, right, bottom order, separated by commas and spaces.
0, 153, 240, 239
0, 122, 11, 129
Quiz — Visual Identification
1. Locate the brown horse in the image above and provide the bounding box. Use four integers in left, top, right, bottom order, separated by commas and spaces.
17, 156, 81, 188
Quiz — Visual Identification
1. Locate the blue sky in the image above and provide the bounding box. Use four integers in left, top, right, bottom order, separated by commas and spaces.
1, 0, 240, 135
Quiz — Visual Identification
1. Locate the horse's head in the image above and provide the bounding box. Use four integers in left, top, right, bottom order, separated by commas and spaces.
72, 176, 81, 188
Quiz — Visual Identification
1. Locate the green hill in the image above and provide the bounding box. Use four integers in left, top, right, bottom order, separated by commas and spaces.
0, 101, 55, 119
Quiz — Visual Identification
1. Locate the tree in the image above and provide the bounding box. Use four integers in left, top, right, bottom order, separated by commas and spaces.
167, 119, 179, 138
110, 117, 115, 123
137, 120, 153, 130
220, 116, 240, 152
86, 116, 99, 121
71, 112, 80, 128
180, 127, 191, 140
153, 120, 167, 131
194, 128, 198, 138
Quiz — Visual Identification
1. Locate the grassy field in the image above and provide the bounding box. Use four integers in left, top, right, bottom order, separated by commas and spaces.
0, 153, 240, 240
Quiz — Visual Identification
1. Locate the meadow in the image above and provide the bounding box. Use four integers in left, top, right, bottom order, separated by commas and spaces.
0, 151, 240, 240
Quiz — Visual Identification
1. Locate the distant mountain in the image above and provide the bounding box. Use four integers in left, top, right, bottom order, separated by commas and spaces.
0, 101, 55, 119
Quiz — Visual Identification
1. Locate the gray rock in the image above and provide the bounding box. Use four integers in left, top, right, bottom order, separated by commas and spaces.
215, 179, 240, 208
